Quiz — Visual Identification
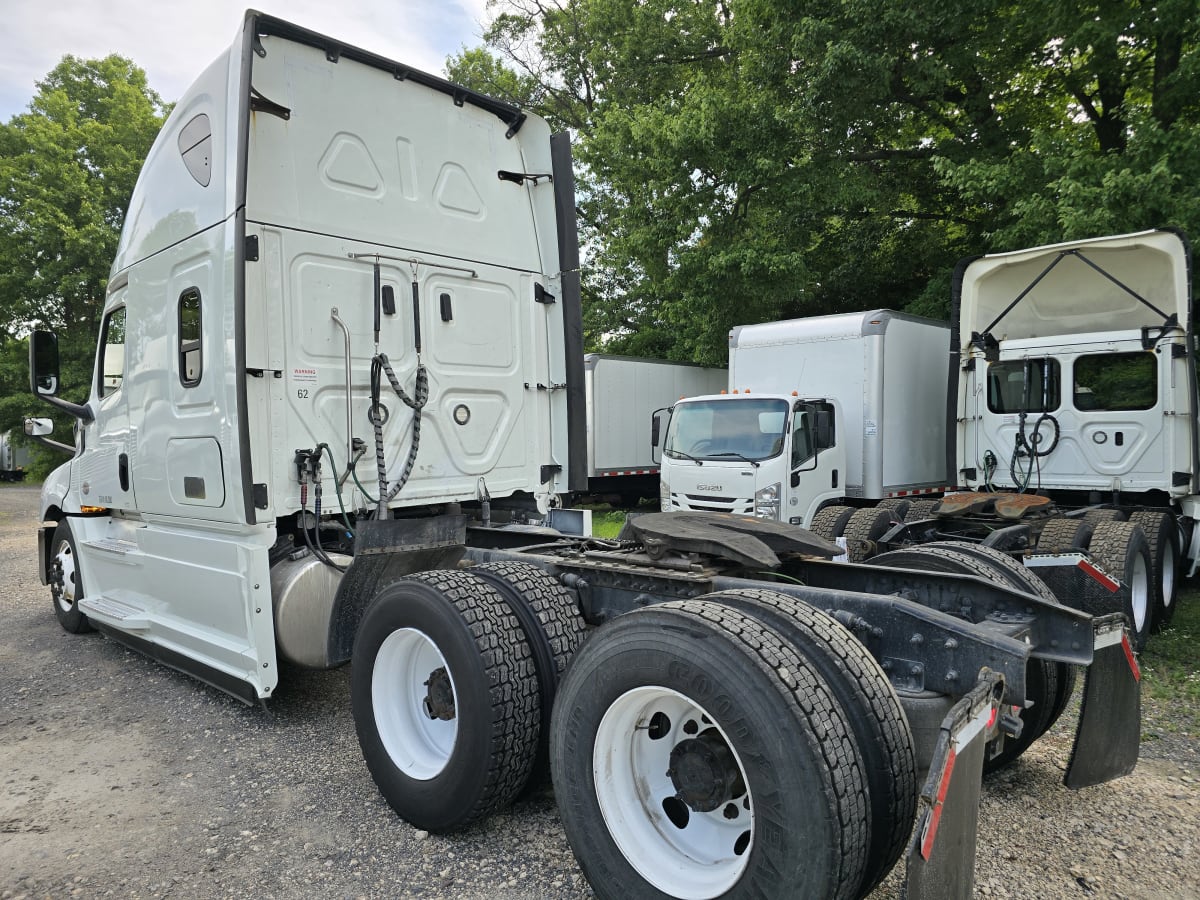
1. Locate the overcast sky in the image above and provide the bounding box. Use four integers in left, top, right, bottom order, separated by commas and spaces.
0, 0, 492, 120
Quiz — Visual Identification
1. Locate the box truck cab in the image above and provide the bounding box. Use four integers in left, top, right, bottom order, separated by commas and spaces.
658, 310, 951, 525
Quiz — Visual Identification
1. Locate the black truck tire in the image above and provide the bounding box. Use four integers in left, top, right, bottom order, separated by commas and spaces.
1087, 521, 1154, 650
919, 540, 1078, 736
903, 499, 940, 522
1036, 517, 1094, 554
810, 504, 856, 541
875, 497, 912, 518
470, 561, 588, 787
697, 587, 916, 897
49, 521, 93, 634
842, 507, 896, 562
550, 600, 869, 900
866, 545, 1063, 773
1082, 508, 1128, 524
351, 570, 540, 832
1127, 510, 1181, 632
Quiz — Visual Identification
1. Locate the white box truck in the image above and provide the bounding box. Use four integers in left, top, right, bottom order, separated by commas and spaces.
0, 431, 31, 481
21, 14, 1142, 900
658, 310, 951, 525
584, 353, 724, 501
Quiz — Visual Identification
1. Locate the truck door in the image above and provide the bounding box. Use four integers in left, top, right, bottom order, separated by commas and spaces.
121, 246, 236, 522
788, 400, 843, 525
79, 293, 137, 510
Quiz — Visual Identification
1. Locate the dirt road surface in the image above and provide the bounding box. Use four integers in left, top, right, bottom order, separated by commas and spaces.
1, 483, 1197, 899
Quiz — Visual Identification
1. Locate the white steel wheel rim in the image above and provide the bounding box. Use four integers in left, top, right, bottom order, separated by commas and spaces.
1161, 539, 1177, 610
1131, 553, 1150, 632
593, 686, 754, 899
372, 628, 458, 780
55, 540, 77, 612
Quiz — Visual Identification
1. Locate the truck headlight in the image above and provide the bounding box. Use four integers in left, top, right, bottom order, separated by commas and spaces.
660, 477, 671, 512
755, 483, 781, 520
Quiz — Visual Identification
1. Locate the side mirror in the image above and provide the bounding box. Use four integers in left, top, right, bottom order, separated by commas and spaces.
30, 330, 60, 396
27, 329, 93, 423
651, 406, 672, 449
650, 407, 670, 465
24, 417, 53, 437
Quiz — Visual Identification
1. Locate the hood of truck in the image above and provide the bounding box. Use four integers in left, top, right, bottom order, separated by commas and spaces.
955, 230, 1192, 349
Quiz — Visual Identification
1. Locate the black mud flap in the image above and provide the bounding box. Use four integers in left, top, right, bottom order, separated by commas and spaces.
904, 671, 1003, 900
1065, 613, 1141, 789
327, 514, 468, 665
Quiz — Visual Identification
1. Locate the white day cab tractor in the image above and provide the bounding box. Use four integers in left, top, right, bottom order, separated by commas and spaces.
25, 12, 1144, 900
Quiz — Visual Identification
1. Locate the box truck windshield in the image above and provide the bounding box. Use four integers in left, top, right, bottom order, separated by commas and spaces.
664, 397, 788, 462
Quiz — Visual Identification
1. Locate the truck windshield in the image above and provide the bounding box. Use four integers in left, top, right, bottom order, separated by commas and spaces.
664, 398, 789, 462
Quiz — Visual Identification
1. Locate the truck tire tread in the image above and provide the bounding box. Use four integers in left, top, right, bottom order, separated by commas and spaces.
1087, 521, 1153, 650
842, 507, 896, 562
903, 499, 939, 522
1127, 510, 1181, 632
551, 600, 869, 900
1036, 517, 1094, 554
697, 587, 916, 896
470, 561, 589, 788
810, 504, 856, 541
351, 570, 540, 831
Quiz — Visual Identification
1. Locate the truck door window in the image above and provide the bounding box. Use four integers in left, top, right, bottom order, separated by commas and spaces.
1073, 352, 1156, 411
792, 402, 834, 468
986, 359, 1060, 414
179, 288, 202, 386
98, 306, 127, 398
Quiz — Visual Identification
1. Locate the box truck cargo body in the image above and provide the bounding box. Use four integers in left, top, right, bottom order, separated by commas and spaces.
584, 354, 724, 500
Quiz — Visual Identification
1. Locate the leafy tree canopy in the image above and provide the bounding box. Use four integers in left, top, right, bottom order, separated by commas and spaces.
0, 55, 168, 472
450, 0, 1200, 362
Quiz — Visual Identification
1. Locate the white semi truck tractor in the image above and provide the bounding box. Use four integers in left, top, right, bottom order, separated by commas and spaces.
25, 12, 1144, 900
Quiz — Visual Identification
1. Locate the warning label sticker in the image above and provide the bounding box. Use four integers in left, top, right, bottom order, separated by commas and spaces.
292, 367, 318, 384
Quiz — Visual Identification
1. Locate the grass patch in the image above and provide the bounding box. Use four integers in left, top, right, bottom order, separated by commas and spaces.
1139, 584, 1200, 709
590, 508, 627, 539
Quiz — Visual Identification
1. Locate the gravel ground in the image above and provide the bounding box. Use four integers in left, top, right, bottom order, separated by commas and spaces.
1, 483, 1197, 899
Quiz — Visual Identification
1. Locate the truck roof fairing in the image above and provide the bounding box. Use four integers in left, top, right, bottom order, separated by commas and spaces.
112, 10, 531, 279
954, 230, 1192, 351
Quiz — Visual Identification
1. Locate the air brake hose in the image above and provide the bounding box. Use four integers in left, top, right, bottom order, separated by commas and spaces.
369, 353, 428, 515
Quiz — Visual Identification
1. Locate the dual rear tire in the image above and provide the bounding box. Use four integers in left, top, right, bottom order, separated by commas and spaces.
551, 592, 916, 900
351, 564, 586, 832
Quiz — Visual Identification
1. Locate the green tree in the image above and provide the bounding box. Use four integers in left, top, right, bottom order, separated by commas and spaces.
450, 0, 1200, 359
0, 55, 168, 462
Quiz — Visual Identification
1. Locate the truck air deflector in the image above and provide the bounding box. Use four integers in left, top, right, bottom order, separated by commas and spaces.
550, 132, 587, 492
975, 248, 1177, 345
245, 11, 526, 135
955, 230, 1190, 348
